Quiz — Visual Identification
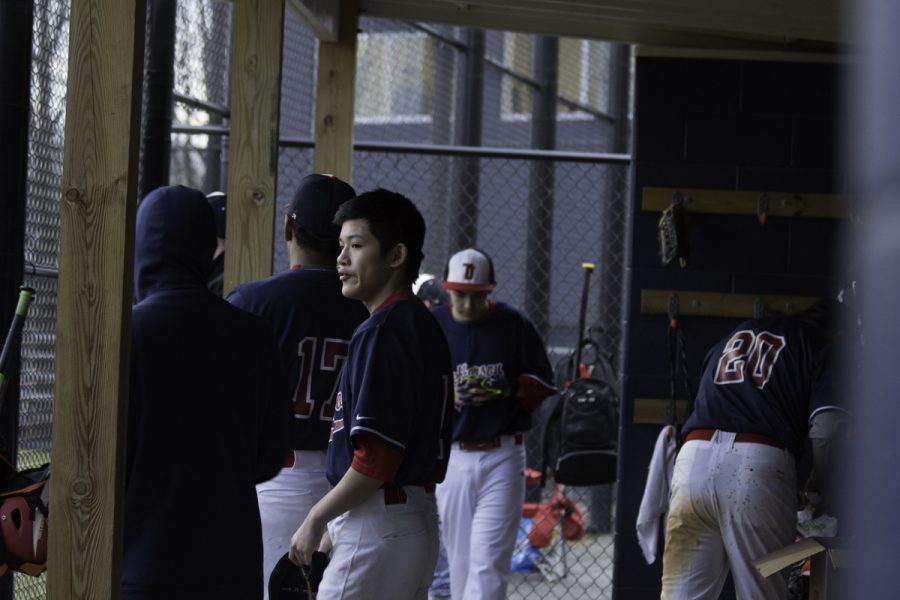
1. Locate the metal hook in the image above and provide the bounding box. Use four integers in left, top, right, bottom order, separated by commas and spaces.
754, 296, 765, 320
757, 193, 769, 225
667, 293, 680, 330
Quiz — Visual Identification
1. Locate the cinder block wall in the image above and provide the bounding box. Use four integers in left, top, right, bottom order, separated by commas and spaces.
613, 54, 845, 600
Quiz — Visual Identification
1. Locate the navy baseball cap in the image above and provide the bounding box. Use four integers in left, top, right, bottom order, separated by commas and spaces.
206, 191, 227, 239
289, 174, 356, 239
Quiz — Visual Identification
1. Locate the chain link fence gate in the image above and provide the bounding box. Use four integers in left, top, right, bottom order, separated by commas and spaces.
18, 3, 631, 598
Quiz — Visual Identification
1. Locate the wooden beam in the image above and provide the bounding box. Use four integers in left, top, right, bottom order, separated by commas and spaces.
48, 0, 146, 597
642, 187, 849, 219
313, 0, 358, 182
225, 0, 286, 294
360, 0, 841, 51
635, 46, 845, 64
641, 289, 820, 319
634, 398, 690, 424
287, 0, 340, 42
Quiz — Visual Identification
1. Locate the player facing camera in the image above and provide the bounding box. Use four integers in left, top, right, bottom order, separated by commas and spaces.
333, 188, 426, 310
289, 186, 452, 600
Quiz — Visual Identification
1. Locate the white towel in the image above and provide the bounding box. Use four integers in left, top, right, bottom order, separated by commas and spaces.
636, 425, 677, 564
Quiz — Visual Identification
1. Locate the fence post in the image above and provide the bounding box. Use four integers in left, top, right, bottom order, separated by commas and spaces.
49, 0, 146, 595
0, 4, 34, 594
312, 0, 358, 182
525, 35, 559, 339
450, 28, 484, 252
139, 0, 177, 199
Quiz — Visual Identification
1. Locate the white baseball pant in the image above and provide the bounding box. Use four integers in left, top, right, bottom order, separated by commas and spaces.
318, 485, 439, 600
661, 431, 797, 600
437, 436, 526, 600
257, 450, 330, 600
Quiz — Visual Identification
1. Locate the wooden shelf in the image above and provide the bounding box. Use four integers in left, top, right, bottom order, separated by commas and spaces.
642, 187, 848, 219
641, 289, 820, 319
634, 398, 690, 424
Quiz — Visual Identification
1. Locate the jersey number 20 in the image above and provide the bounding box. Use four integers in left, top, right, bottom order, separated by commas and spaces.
294, 336, 349, 421
714, 330, 786, 389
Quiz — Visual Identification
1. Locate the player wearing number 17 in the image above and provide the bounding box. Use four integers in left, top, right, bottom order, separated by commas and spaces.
661, 301, 845, 600
227, 174, 369, 598
290, 189, 454, 600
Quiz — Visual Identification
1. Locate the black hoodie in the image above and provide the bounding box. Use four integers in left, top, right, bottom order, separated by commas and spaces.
124, 186, 289, 598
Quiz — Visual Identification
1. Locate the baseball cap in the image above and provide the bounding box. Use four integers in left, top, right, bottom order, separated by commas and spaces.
442, 248, 496, 292
289, 174, 356, 239
206, 191, 227, 239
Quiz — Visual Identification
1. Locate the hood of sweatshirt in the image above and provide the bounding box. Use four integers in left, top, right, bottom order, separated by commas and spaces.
134, 185, 216, 302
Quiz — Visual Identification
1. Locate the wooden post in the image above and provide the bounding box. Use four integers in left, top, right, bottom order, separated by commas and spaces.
224, 0, 286, 294
48, 0, 146, 597
313, 0, 358, 182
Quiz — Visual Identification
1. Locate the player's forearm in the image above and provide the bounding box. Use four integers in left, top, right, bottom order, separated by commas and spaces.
307, 467, 384, 526
807, 410, 849, 497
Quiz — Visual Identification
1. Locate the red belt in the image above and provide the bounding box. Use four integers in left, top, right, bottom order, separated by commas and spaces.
383, 484, 437, 505
458, 433, 523, 452
685, 428, 784, 450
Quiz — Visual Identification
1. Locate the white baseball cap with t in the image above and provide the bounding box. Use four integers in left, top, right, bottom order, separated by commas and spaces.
442, 248, 496, 292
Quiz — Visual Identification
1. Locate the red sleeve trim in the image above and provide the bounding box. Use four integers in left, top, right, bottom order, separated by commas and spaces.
351, 433, 404, 482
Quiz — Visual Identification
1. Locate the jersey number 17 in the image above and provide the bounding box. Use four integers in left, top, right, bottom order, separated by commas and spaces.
293, 336, 350, 421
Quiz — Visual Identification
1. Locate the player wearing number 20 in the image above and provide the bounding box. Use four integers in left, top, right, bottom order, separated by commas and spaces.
227, 174, 369, 598
661, 304, 843, 600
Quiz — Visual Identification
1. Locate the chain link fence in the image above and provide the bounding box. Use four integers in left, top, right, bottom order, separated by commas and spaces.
277, 146, 630, 600
17, 0, 71, 595
169, 0, 232, 192
17, 3, 631, 598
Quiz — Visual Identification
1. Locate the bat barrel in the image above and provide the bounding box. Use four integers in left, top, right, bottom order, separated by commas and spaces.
572, 263, 596, 381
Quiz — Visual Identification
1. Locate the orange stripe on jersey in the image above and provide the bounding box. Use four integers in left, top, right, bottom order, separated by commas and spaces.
351, 433, 404, 482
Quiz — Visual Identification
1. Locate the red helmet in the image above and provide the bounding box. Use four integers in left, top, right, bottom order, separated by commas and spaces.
0, 495, 48, 575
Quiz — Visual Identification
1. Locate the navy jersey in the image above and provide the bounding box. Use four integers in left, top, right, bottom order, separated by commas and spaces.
326, 294, 454, 487
683, 316, 829, 457
228, 266, 369, 451
431, 302, 554, 441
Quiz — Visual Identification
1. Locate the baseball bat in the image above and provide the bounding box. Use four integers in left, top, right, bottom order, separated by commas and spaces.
572, 263, 595, 382
0, 287, 36, 394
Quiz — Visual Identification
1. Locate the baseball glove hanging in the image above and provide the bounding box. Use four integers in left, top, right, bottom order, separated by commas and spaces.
658, 192, 689, 268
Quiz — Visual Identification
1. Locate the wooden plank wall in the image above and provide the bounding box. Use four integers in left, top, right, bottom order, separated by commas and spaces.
48, 0, 147, 597
224, 0, 286, 294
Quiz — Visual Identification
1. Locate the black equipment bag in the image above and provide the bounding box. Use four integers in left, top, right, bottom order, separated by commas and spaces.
542, 374, 619, 487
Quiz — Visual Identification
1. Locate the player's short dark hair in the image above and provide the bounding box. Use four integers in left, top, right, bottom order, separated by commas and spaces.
291, 223, 341, 257
333, 189, 425, 284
